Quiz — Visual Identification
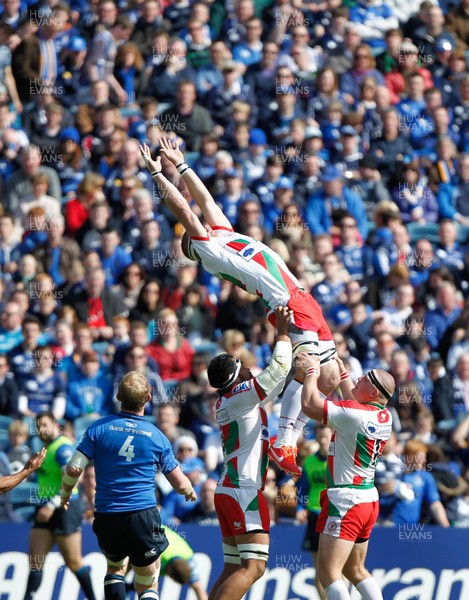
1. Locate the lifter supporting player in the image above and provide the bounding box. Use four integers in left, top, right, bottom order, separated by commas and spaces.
140, 140, 340, 476
299, 354, 395, 600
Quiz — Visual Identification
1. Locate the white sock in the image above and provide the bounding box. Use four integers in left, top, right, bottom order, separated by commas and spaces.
291, 410, 309, 445
356, 577, 383, 600
275, 379, 302, 447
325, 580, 351, 600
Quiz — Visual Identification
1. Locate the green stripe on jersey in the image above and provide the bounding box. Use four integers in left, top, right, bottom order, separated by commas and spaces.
356, 433, 372, 470
226, 460, 239, 487
225, 420, 240, 455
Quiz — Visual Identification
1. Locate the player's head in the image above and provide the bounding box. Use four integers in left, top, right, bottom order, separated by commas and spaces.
207, 353, 252, 393
165, 557, 191, 585
117, 371, 151, 412
181, 231, 201, 262
35, 412, 59, 442
353, 369, 395, 406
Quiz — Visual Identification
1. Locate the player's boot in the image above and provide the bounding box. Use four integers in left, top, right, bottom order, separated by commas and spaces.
268, 438, 301, 476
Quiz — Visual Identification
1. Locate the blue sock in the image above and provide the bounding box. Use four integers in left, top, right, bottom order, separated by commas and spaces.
74, 566, 96, 600
104, 574, 126, 600
23, 570, 43, 600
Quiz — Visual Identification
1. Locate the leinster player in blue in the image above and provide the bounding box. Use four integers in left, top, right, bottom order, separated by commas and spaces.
61, 371, 197, 600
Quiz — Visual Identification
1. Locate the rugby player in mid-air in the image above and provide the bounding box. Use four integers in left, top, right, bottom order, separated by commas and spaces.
140, 140, 340, 476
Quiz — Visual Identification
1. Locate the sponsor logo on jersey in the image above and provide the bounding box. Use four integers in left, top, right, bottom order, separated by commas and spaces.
217, 408, 230, 423
233, 521, 242, 529
144, 548, 157, 557
237, 243, 262, 261
125, 421, 137, 427
232, 381, 251, 395
366, 422, 392, 439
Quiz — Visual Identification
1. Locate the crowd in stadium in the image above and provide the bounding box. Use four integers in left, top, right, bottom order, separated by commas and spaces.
0, 0, 467, 531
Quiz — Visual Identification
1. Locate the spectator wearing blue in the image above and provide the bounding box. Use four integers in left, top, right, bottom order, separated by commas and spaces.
131, 219, 170, 282
411, 106, 460, 158
391, 440, 449, 526
244, 42, 280, 131
349, 155, 390, 221
57, 36, 88, 108
8, 315, 44, 385
146, 38, 196, 105
205, 60, 255, 130
18, 345, 66, 419
396, 72, 426, 126
311, 253, 347, 314
348, 0, 398, 53
54, 127, 87, 197
0, 301, 23, 353
215, 167, 252, 226
333, 125, 362, 176
306, 165, 368, 240
335, 215, 367, 282
263, 176, 295, 235
251, 154, 284, 211
0, 213, 20, 279
65, 350, 113, 421
438, 153, 469, 225
243, 127, 269, 184
425, 282, 461, 351
232, 17, 263, 67
369, 108, 414, 185
435, 220, 465, 283
339, 45, 386, 102
328, 280, 372, 331
269, 85, 307, 147
408, 238, 438, 290
98, 227, 132, 287
391, 160, 439, 224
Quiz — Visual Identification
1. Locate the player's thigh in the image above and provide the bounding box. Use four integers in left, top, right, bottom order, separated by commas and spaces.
342, 539, 370, 584
55, 532, 83, 570
29, 527, 54, 567
317, 354, 340, 395
128, 507, 168, 567
317, 534, 354, 585
93, 512, 128, 564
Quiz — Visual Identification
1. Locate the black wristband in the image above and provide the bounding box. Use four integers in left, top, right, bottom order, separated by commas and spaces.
151, 170, 162, 177
176, 162, 185, 168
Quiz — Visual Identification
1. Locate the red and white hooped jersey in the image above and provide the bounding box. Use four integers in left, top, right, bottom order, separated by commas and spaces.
215, 341, 292, 490
323, 399, 393, 489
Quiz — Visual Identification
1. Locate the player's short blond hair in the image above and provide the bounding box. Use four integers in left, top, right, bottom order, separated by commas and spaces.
117, 371, 150, 411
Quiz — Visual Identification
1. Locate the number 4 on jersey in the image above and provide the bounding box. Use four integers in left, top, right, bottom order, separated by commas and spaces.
118, 435, 135, 462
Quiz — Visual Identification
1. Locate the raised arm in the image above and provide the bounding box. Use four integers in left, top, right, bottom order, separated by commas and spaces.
159, 138, 233, 230
298, 353, 323, 421
0, 448, 46, 494
252, 307, 293, 404
140, 144, 208, 239
334, 355, 355, 399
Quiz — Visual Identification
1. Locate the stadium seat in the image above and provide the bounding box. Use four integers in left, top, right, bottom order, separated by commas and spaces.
406, 222, 440, 244
9, 482, 37, 507
457, 225, 469, 244
0, 416, 13, 451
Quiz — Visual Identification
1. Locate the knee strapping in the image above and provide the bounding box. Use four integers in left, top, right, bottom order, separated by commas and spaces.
134, 572, 157, 586
238, 543, 269, 562
222, 543, 241, 565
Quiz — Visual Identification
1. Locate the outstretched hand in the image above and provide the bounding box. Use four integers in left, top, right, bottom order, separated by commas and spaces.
274, 306, 293, 336
24, 447, 46, 473
159, 138, 185, 165
295, 352, 320, 375
139, 143, 162, 173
